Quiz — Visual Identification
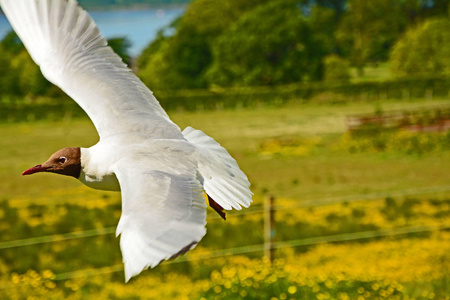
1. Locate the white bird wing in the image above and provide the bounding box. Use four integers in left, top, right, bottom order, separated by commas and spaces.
0, 0, 182, 140
112, 141, 207, 282
182, 127, 253, 210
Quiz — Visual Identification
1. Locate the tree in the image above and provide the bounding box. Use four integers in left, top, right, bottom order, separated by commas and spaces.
0, 30, 60, 98
0, 31, 23, 55
0, 49, 18, 97
11, 50, 52, 97
107, 37, 132, 66
390, 18, 450, 76
337, 0, 410, 76
315, 0, 347, 18
77, 0, 192, 9
414, 0, 450, 20
205, 0, 326, 87
137, 0, 270, 90
308, 4, 339, 55
0, 31, 25, 97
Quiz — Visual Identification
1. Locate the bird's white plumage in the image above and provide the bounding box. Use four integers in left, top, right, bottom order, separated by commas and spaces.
183, 127, 253, 210
0, 0, 253, 281
111, 140, 207, 282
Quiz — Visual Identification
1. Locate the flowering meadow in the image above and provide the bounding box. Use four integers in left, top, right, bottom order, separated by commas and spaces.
0, 98, 449, 299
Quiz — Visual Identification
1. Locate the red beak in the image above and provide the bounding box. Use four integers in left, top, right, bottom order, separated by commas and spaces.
22, 164, 48, 176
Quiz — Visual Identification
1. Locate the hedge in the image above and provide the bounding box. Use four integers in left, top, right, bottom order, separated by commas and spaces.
1, 77, 449, 123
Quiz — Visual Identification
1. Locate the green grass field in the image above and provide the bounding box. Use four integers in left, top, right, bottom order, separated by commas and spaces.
0, 97, 449, 299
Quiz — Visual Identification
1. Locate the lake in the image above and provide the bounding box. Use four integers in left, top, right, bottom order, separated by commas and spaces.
0, 6, 185, 57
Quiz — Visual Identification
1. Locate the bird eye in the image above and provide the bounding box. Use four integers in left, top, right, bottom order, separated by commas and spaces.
58, 157, 67, 164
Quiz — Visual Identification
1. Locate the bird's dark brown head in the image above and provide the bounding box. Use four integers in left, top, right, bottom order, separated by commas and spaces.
22, 147, 81, 178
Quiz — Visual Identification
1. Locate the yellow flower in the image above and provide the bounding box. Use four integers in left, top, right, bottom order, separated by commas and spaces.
45, 281, 56, 290
42, 270, 55, 280
11, 273, 20, 284
288, 286, 297, 294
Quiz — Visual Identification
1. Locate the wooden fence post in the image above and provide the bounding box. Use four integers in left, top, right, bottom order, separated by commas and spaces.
264, 195, 275, 264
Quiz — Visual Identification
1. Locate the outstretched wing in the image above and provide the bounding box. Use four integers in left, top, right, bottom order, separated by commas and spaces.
112, 142, 207, 282
0, 0, 181, 140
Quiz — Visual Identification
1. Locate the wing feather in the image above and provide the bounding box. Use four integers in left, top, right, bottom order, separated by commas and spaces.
0, 0, 181, 140
112, 145, 207, 282
182, 127, 253, 211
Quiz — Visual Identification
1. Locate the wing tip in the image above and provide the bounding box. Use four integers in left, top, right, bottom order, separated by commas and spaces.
123, 240, 199, 282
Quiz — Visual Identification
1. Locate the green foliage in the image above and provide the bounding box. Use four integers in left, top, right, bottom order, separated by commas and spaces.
0, 31, 60, 98
137, 0, 269, 89
1, 0, 449, 97
390, 18, 450, 77
0, 31, 65, 98
12, 51, 53, 97
137, 0, 345, 89
414, 0, 450, 19
337, 0, 411, 74
107, 37, 132, 66
0, 30, 24, 55
77, 0, 191, 9
135, 0, 449, 89
138, 27, 212, 89
0, 32, 23, 97
307, 4, 338, 55
323, 54, 351, 82
205, 1, 325, 87
180, 0, 269, 37
0, 51, 18, 97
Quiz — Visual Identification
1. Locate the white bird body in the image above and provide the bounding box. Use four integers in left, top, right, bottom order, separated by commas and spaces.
1, 0, 253, 281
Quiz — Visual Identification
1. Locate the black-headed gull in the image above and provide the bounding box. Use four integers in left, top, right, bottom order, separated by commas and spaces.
1, 0, 252, 281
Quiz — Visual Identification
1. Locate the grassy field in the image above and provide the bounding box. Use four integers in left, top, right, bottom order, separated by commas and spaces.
0, 97, 449, 299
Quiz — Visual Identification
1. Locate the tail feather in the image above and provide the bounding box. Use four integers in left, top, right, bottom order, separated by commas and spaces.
183, 126, 253, 212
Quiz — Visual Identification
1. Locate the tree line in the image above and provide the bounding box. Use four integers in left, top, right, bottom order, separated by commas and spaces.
136, 0, 450, 90
0, 0, 449, 100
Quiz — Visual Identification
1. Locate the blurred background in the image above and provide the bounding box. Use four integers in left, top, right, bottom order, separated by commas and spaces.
0, 0, 449, 299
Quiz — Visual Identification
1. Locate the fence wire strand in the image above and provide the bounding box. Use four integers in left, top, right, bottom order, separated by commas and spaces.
52, 223, 450, 281
1, 185, 449, 250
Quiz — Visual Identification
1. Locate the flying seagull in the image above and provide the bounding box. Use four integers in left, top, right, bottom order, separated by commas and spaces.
0, 0, 252, 281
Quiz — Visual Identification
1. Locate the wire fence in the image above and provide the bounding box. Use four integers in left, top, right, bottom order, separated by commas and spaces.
0, 185, 448, 289
0, 227, 116, 250
1, 185, 449, 250
52, 223, 450, 281
0, 222, 447, 290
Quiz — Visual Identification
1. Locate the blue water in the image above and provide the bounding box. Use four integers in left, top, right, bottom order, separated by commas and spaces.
0, 7, 184, 57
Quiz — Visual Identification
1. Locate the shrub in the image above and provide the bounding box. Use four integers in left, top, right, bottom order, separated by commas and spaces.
323, 54, 351, 82
390, 18, 450, 77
